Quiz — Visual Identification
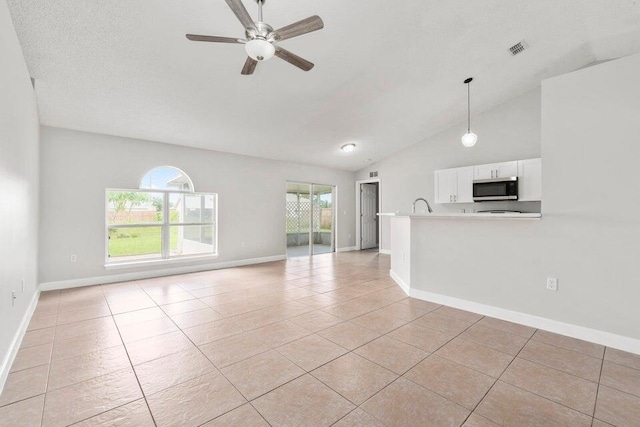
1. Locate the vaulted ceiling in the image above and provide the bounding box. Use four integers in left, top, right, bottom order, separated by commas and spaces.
8, 0, 640, 171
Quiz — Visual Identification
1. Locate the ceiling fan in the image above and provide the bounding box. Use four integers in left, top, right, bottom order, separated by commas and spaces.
186, 0, 324, 75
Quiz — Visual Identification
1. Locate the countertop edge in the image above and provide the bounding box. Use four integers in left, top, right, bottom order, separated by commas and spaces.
378, 212, 542, 220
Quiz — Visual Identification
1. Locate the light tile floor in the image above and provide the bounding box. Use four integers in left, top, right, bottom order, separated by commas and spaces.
286, 244, 333, 258
1, 251, 639, 426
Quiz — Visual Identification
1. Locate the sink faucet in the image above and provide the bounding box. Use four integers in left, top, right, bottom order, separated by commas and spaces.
412, 198, 433, 213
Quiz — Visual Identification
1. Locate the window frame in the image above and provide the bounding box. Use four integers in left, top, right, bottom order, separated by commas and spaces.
104, 187, 218, 268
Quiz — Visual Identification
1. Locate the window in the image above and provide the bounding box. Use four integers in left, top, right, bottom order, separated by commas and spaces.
106, 166, 217, 264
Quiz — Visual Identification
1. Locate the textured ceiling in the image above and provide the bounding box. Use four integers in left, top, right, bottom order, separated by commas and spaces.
7, 0, 640, 171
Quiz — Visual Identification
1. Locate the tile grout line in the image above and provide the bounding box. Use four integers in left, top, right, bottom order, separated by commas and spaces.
458, 326, 540, 426
592, 347, 607, 426
320, 306, 443, 378
503, 350, 602, 383
527, 334, 606, 360
496, 376, 598, 419
192, 269, 396, 424
348, 309, 488, 427
104, 285, 159, 427
156, 293, 262, 427
38, 290, 60, 427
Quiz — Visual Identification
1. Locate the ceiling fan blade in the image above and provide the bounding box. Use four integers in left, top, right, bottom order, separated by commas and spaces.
186, 34, 245, 44
225, 0, 256, 31
274, 47, 314, 71
274, 15, 324, 41
241, 57, 258, 75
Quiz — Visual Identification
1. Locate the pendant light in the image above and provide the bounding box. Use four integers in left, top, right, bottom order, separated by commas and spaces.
461, 77, 477, 147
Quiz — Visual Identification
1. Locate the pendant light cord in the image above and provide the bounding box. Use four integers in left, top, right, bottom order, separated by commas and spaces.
467, 81, 471, 133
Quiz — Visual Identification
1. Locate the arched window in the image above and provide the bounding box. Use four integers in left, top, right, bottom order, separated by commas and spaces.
106, 166, 217, 265
140, 166, 194, 192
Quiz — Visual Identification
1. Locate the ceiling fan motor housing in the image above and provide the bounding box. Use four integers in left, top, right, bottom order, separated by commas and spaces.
246, 22, 276, 41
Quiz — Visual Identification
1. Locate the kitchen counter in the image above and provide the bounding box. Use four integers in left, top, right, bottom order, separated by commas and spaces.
384, 210, 543, 298
378, 212, 541, 220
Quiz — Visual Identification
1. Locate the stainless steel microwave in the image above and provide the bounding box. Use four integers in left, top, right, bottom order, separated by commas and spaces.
473, 177, 518, 201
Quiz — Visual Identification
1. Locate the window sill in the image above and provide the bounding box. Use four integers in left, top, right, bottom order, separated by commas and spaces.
104, 254, 219, 270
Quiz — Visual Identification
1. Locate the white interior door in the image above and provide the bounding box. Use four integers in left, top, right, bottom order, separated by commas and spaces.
360, 183, 378, 249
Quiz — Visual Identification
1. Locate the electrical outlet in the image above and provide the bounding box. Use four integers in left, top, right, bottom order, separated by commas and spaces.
546, 277, 558, 291
70, 254, 77, 262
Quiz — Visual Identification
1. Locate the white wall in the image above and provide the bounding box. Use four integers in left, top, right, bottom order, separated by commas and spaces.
39, 127, 357, 285
356, 88, 542, 251
408, 54, 640, 342
0, 0, 40, 387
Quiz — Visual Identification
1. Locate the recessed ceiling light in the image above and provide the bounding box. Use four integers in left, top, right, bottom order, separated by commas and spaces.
341, 143, 356, 153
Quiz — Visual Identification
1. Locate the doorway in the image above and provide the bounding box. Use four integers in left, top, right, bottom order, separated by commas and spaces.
286, 182, 335, 258
356, 179, 380, 251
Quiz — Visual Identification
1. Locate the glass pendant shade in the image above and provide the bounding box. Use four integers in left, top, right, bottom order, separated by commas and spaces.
461, 131, 478, 147
245, 39, 275, 61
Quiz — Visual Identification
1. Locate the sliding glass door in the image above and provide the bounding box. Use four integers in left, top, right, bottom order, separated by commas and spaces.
286, 182, 335, 257
312, 184, 334, 255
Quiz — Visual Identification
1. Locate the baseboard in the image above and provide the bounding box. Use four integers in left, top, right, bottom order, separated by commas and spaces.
379, 249, 391, 255
410, 288, 640, 356
0, 289, 40, 395
389, 269, 410, 296
337, 246, 357, 253
39, 254, 287, 291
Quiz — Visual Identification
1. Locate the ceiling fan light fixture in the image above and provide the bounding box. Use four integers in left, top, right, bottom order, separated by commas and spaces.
341, 143, 356, 153
245, 38, 275, 61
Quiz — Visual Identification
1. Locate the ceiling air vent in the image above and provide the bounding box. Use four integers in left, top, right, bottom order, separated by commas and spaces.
509, 40, 528, 56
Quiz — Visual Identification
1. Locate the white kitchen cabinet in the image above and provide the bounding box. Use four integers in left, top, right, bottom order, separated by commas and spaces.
435, 169, 454, 204
473, 163, 496, 180
434, 166, 473, 203
496, 161, 518, 178
517, 158, 542, 201
455, 166, 474, 202
474, 161, 518, 180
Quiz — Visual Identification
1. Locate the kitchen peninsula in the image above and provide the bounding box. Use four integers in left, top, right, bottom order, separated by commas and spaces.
379, 212, 542, 314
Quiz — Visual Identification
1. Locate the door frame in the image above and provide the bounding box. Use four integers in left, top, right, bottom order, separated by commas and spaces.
285, 181, 337, 257
355, 178, 381, 251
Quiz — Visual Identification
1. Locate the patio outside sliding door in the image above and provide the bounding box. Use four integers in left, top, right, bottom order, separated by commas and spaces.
286, 182, 335, 258
312, 184, 334, 255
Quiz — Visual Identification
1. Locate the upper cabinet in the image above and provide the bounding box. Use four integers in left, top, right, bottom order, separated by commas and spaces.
456, 167, 474, 203
434, 166, 474, 204
434, 158, 541, 203
517, 158, 542, 201
473, 161, 518, 180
